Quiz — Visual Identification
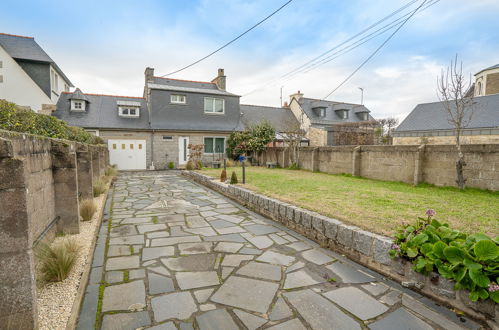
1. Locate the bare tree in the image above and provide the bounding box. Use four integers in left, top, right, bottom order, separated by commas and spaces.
437, 55, 475, 189
282, 114, 307, 167
377, 117, 399, 144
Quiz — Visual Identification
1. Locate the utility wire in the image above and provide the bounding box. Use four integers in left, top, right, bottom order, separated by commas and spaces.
322, 0, 429, 99
160, 0, 294, 77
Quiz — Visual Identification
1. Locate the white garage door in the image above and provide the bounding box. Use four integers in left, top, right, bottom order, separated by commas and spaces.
108, 139, 146, 170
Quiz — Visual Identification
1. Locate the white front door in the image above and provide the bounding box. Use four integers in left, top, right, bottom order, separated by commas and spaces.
178, 136, 189, 165
108, 139, 147, 170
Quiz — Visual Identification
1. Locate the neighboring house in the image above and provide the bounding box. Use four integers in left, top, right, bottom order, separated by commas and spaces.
55, 68, 242, 170
0, 33, 73, 112
287, 91, 374, 146
240, 104, 309, 146
394, 64, 499, 145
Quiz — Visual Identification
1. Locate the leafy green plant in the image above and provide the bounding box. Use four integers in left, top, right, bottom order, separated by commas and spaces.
35, 239, 80, 282
230, 171, 238, 184
80, 199, 97, 221
227, 121, 275, 159
168, 161, 175, 169
93, 179, 107, 197
390, 210, 499, 303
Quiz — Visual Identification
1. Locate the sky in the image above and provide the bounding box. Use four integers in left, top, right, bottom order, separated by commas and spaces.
2, 0, 498, 121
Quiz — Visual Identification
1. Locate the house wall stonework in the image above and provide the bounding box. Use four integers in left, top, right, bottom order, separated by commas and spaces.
256, 144, 499, 190
486, 71, 499, 95
0, 130, 108, 329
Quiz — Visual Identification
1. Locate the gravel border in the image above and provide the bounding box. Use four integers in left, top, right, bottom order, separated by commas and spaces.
36, 192, 108, 330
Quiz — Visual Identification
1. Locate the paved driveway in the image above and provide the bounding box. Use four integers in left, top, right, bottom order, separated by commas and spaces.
79, 171, 480, 330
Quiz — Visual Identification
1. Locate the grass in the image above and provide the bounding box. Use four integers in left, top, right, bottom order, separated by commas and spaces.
80, 199, 97, 221
35, 239, 80, 282
200, 167, 499, 237
93, 179, 107, 197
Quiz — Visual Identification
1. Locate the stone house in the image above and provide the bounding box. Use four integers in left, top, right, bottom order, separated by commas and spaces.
393, 64, 499, 145
54, 68, 244, 170
0, 32, 73, 112
287, 91, 375, 146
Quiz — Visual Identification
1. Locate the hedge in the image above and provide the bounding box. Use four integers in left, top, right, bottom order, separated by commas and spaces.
0, 99, 103, 144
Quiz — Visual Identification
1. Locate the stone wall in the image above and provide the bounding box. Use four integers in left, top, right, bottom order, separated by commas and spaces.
0, 130, 108, 329
393, 134, 499, 145
256, 144, 499, 191
183, 171, 498, 324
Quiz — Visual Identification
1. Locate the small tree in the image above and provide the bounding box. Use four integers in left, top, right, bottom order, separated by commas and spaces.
187, 144, 204, 169
437, 56, 475, 189
376, 117, 399, 144
282, 115, 307, 167
220, 169, 227, 182
230, 171, 238, 184
227, 121, 275, 159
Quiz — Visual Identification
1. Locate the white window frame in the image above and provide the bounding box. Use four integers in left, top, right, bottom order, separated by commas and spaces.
170, 94, 186, 104
71, 99, 86, 111
203, 136, 225, 154
118, 106, 140, 118
51, 69, 59, 92
204, 97, 225, 114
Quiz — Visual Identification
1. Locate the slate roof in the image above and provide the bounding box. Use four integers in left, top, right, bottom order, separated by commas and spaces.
0, 33, 73, 86
395, 93, 499, 132
475, 64, 499, 75
54, 91, 149, 129
297, 97, 373, 125
240, 104, 300, 132
149, 77, 238, 96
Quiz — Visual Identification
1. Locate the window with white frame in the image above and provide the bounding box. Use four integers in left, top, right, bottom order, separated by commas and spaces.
170, 94, 186, 104
51, 70, 58, 92
204, 97, 224, 114
204, 137, 225, 154
71, 99, 86, 111
336, 109, 349, 119
119, 106, 140, 118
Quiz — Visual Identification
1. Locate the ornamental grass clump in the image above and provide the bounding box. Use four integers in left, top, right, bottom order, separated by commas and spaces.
104, 165, 117, 177
35, 239, 80, 282
230, 171, 238, 184
220, 169, 227, 182
93, 179, 107, 197
390, 209, 499, 303
80, 199, 97, 221
185, 160, 194, 170
168, 161, 175, 169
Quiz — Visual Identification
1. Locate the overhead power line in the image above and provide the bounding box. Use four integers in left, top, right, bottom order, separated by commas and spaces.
160, 0, 294, 77
322, 0, 429, 99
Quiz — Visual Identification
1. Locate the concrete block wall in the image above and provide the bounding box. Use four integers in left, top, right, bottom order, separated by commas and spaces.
257, 144, 499, 190
0, 130, 108, 329
183, 170, 498, 324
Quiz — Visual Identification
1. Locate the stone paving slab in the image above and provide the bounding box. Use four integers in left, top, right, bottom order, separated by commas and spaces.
78, 172, 483, 329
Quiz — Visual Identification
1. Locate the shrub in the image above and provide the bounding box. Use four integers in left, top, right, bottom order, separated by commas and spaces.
220, 169, 227, 182
196, 160, 203, 170
35, 239, 80, 282
230, 171, 238, 184
80, 199, 97, 221
186, 160, 194, 170
226, 159, 234, 167
390, 210, 499, 303
0, 99, 102, 144
226, 121, 275, 159
93, 179, 107, 197
168, 161, 175, 169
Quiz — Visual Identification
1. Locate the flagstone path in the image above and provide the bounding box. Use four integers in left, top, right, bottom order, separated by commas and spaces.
77, 171, 482, 330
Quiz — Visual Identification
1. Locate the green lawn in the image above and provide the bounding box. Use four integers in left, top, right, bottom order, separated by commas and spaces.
200, 167, 499, 237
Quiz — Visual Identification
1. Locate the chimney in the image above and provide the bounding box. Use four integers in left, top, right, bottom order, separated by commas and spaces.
145, 67, 154, 84
283, 101, 289, 108
290, 90, 304, 102
211, 68, 226, 91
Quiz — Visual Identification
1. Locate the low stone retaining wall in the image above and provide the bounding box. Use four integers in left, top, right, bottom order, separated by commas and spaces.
183, 170, 498, 326
0, 130, 109, 329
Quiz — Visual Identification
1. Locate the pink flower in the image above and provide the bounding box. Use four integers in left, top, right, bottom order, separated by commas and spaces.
391, 243, 400, 251
489, 283, 499, 292
425, 209, 436, 217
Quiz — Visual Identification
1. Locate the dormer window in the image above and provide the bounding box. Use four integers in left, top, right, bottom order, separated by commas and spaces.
357, 112, 369, 121
119, 106, 140, 118
171, 94, 186, 104
313, 107, 326, 117
336, 109, 349, 119
71, 99, 86, 111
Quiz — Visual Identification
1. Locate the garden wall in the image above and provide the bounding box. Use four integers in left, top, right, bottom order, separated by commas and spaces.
183, 171, 498, 326
257, 144, 499, 191
0, 130, 108, 329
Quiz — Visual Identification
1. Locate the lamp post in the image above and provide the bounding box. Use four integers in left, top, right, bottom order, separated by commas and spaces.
358, 87, 364, 105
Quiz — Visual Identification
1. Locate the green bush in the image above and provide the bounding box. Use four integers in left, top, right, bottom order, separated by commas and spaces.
168, 161, 175, 169
230, 171, 238, 184
227, 121, 275, 159
35, 239, 79, 282
220, 169, 227, 182
0, 99, 102, 144
93, 179, 107, 197
390, 210, 499, 303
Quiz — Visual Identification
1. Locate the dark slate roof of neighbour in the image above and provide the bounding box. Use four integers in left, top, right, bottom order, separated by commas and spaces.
0, 33, 73, 86
68, 88, 90, 102
240, 104, 300, 132
297, 97, 374, 125
475, 64, 499, 75
54, 92, 149, 129
149, 77, 239, 96
395, 93, 499, 132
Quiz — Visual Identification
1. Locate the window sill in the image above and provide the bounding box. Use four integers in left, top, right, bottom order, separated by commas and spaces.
170, 102, 188, 105
204, 112, 225, 115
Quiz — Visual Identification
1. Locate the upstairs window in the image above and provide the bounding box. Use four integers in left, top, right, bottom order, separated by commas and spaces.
336, 109, 349, 119
71, 100, 86, 111
204, 137, 225, 154
51, 70, 59, 92
119, 106, 140, 118
204, 97, 224, 114
171, 94, 186, 104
